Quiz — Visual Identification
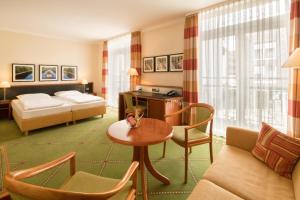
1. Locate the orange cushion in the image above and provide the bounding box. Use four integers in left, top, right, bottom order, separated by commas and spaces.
252, 122, 300, 178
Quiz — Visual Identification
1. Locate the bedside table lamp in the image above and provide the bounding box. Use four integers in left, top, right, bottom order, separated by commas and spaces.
128, 68, 138, 91
0, 81, 11, 100
81, 79, 88, 93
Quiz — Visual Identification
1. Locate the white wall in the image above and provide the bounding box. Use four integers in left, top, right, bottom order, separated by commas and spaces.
0, 30, 102, 94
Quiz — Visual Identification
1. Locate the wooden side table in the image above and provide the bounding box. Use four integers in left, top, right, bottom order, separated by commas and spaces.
0, 100, 11, 120
107, 118, 173, 200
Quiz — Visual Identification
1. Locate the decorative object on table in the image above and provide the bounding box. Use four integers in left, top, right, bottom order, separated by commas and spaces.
169, 53, 184, 72
61, 65, 77, 81
12, 64, 35, 82
0, 81, 11, 100
126, 111, 144, 128
39, 65, 58, 81
143, 57, 155, 73
128, 68, 139, 91
155, 55, 168, 72
81, 79, 88, 93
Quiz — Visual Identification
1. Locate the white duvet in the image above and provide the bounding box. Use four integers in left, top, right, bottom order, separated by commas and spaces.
58, 94, 103, 104
20, 98, 64, 110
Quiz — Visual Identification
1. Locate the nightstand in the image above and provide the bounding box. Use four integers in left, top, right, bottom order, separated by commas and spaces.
0, 100, 12, 120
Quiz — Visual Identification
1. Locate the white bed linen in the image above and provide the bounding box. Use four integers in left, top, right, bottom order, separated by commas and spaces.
20, 98, 64, 110
53, 96, 106, 111
12, 99, 71, 119
55, 92, 103, 104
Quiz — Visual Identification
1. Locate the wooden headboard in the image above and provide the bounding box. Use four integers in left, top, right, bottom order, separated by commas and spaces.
0, 82, 94, 100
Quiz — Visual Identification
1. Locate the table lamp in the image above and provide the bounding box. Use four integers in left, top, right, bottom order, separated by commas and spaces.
128, 68, 139, 91
282, 48, 300, 68
0, 81, 11, 100
81, 79, 88, 93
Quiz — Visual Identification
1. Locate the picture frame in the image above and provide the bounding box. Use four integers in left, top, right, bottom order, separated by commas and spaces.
169, 53, 184, 72
155, 55, 168, 72
39, 65, 58, 81
12, 63, 35, 82
143, 57, 155, 73
61, 65, 77, 81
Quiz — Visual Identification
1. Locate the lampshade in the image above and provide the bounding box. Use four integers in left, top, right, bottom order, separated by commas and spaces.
128, 68, 139, 76
282, 48, 300, 68
0, 81, 11, 88
81, 79, 88, 85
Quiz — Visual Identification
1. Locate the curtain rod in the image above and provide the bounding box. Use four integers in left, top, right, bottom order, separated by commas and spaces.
185, 0, 241, 16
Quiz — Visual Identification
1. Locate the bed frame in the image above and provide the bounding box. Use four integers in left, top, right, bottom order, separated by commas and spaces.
13, 110, 73, 136
72, 106, 106, 124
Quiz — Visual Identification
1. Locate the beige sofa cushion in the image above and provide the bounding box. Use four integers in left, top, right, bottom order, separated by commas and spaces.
188, 179, 243, 200
293, 161, 300, 200
203, 145, 295, 200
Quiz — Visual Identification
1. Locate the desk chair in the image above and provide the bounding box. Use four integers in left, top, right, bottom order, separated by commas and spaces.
1, 147, 139, 200
123, 92, 147, 117
163, 103, 214, 183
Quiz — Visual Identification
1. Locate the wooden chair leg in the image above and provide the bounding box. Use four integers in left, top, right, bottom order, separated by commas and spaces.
189, 147, 192, 154
209, 142, 213, 163
162, 141, 166, 158
184, 146, 188, 184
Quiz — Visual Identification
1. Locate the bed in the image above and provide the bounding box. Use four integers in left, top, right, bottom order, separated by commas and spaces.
54, 91, 106, 123
11, 93, 72, 136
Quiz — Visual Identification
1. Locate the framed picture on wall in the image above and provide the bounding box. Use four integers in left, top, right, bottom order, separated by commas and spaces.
61, 65, 77, 81
143, 57, 155, 73
39, 65, 58, 81
155, 55, 168, 72
169, 53, 184, 72
12, 63, 35, 82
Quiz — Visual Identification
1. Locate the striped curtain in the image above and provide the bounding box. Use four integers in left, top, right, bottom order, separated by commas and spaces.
101, 41, 108, 99
183, 14, 199, 124
130, 31, 142, 90
288, 0, 300, 138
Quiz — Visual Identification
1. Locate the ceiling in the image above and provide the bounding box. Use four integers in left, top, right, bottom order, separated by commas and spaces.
0, 0, 222, 42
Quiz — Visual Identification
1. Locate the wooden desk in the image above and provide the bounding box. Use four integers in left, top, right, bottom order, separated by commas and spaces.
119, 92, 183, 125
107, 118, 173, 200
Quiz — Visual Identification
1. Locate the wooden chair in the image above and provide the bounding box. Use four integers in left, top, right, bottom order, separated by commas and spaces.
1, 147, 139, 200
123, 92, 147, 117
162, 103, 214, 184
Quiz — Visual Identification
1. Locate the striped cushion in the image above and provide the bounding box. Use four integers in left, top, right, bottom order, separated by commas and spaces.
252, 122, 300, 178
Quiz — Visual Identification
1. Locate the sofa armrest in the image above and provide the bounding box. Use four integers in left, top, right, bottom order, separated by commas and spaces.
226, 127, 258, 152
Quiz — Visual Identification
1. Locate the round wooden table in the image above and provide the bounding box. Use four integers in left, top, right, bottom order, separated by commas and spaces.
107, 118, 173, 200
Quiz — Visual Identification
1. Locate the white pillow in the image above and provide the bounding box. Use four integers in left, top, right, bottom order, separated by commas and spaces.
54, 90, 82, 97
17, 93, 51, 101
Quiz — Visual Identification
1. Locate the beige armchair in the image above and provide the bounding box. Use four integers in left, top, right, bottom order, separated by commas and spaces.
163, 103, 215, 183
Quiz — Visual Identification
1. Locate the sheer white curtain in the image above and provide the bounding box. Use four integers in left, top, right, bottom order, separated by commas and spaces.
107, 34, 131, 107
198, 0, 290, 136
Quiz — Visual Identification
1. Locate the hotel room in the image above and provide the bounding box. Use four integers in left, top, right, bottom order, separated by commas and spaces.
0, 0, 299, 199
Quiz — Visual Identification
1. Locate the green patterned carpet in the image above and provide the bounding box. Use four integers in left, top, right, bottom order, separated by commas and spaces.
0, 108, 224, 200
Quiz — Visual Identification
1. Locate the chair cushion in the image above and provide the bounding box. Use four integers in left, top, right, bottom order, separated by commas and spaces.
60, 171, 132, 200
252, 122, 300, 178
172, 126, 209, 145
187, 179, 243, 200
203, 145, 295, 200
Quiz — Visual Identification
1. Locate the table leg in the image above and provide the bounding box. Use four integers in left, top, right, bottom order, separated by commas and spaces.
144, 146, 170, 185
133, 146, 148, 200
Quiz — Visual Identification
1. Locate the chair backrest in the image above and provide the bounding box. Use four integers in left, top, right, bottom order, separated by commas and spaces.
293, 160, 300, 200
123, 92, 134, 111
189, 103, 214, 133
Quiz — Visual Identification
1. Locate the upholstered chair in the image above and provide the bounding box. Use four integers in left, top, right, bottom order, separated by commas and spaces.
123, 92, 147, 117
163, 103, 215, 184
1, 147, 139, 200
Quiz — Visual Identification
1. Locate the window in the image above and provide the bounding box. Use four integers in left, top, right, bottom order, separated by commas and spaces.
107, 34, 131, 107
198, 0, 290, 136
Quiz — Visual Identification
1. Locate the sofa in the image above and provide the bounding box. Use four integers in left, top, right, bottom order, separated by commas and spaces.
188, 127, 300, 200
